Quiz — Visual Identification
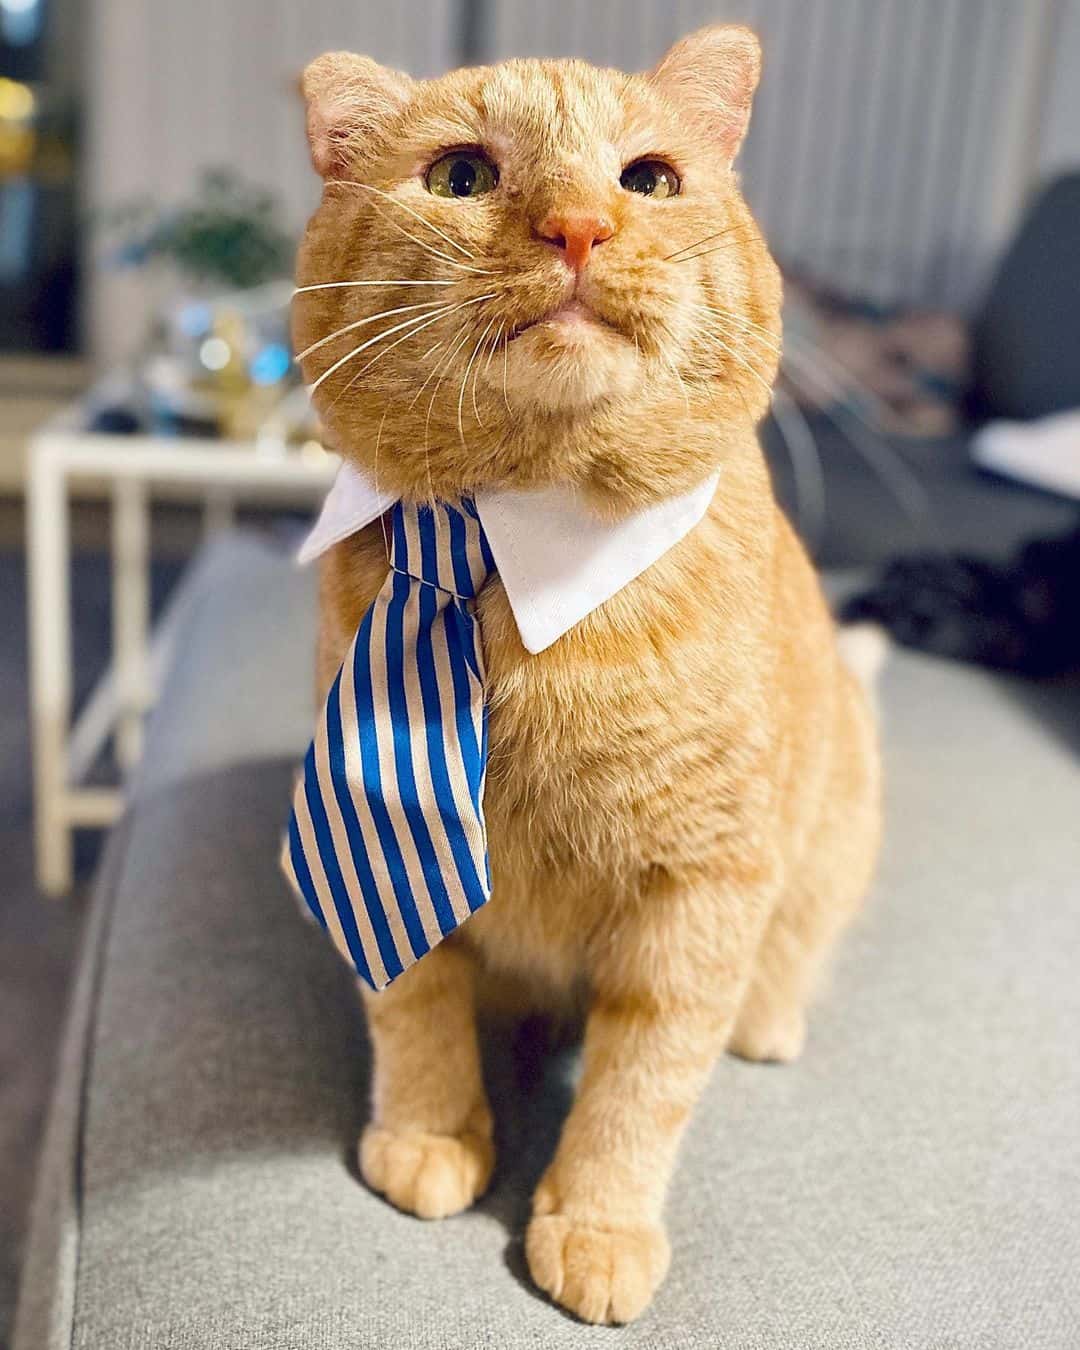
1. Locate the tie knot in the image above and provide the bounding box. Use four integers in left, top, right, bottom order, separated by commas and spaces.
389, 498, 494, 600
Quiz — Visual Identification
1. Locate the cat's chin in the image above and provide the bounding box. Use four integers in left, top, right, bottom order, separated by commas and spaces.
494, 317, 639, 414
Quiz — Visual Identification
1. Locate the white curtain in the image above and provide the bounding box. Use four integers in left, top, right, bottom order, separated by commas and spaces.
482, 0, 1071, 310
85, 0, 1076, 362
85, 0, 460, 364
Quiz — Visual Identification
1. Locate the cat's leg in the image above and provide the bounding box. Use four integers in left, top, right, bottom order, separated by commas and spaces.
726, 890, 822, 1063
730, 690, 881, 1064
359, 940, 494, 1219
525, 872, 773, 1324
728, 858, 874, 1062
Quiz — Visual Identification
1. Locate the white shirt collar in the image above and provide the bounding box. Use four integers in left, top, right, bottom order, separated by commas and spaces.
300, 462, 718, 654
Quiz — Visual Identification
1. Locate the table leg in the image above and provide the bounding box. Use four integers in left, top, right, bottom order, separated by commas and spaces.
28, 445, 74, 896
112, 477, 150, 771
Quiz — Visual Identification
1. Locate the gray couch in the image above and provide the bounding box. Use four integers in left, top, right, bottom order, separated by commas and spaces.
15, 531, 1080, 1349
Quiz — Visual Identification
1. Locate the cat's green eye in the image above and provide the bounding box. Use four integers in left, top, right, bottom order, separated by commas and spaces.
425, 151, 498, 199
620, 159, 680, 200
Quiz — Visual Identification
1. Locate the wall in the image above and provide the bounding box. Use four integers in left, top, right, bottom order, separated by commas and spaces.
84, 0, 461, 364
482, 0, 1071, 310
1040, 0, 1080, 178
85, 0, 1079, 364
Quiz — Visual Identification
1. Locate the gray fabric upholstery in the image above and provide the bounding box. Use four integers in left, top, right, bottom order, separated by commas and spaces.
132, 530, 319, 795
16, 532, 1080, 1349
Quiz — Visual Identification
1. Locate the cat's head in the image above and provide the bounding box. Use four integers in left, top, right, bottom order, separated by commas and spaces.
295, 26, 781, 509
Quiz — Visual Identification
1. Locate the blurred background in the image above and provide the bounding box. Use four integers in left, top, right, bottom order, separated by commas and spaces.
2, 2, 1079, 1344
3, 1, 1080, 542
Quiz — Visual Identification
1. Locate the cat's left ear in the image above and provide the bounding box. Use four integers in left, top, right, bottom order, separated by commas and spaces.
649, 25, 761, 165
302, 52, 414, 178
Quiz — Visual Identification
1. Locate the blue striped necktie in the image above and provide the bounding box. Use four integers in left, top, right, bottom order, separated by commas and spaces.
284, 498, 495, 990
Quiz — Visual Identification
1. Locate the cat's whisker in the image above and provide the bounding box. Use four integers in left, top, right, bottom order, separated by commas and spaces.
472, 318, 500, 427
669, 357, 692, 415
501, 328, 512, 416
649, 318, 694, 415
700, 318, 785, 382
638, 305, 778, 414
663, 224, 751, 263
398, 346, 441, 497
483, 323, 504, 380
467, 317, 497, 428
655, 329, 691, 414
293, 280, 458, 294
722, 319, 784, 356
779, 342, 931, 524
417, 336, 447, 366
696, 307, 784, 356
710, 313, 930, 534
322, 303, 470, 415
670, 240, 753, 267
686, 308, 785, 385
372, 406, 391, 562
425, 323, 477, 450
330, 180, 476, 260
350, 192, 500, 275
420, 318, 475, 405
735, 327, 785, 358
482, 322, 507, 417
726, 310, 783, 341
710, 330, 777, 407
407, 334, 460, 412
784, 337, 897, 434
312, 304, 453, 393
295, 299, 453, 362
769, 383, 828, 551
314, 293, 493, 396
706, 326, 826, 545
703, 304, 930, 529
370, 204, 499, 275
457, 324, 493, 445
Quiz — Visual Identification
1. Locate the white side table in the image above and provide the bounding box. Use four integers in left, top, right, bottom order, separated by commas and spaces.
27, 394, 337, 895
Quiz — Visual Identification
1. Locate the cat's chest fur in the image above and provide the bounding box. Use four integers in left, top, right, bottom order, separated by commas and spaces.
457, 525, 770, 991
319, 502, 772, 996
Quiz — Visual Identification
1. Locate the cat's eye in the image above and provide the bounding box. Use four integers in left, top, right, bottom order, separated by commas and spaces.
620, 159, 680, 200
425, 151, 498, 199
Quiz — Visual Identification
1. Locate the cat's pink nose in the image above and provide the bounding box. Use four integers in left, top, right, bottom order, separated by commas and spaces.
535, 212, 615, 272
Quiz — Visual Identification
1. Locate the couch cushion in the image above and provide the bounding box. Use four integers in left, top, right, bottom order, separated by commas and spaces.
16, 531, 1080, 1349
131, 529, 320, 795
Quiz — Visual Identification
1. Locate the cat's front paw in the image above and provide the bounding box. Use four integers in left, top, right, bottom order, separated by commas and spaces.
360, 1117, 494, 1220
525, 1210, 670, 1324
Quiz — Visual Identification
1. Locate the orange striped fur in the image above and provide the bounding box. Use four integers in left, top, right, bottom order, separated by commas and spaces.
297, 27, 881, 1324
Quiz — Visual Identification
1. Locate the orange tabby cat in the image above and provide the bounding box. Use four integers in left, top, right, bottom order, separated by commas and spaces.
295, 26, 881, 1325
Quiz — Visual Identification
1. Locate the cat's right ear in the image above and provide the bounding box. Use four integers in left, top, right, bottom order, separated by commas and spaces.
301, 52, 413, 179
649, 25, 761, 166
